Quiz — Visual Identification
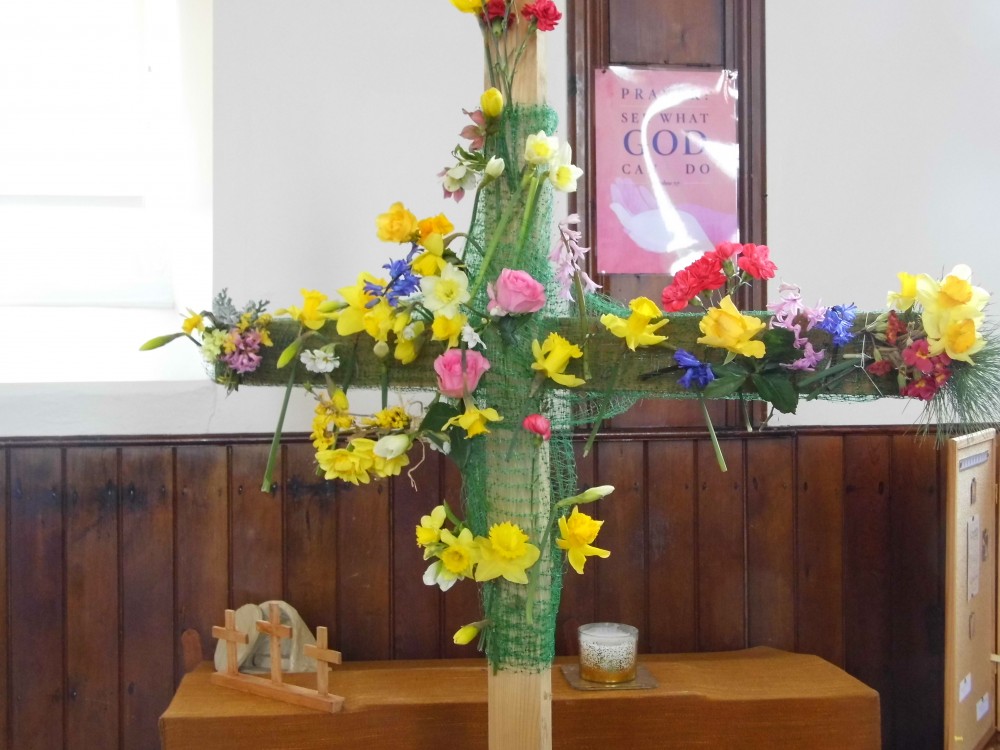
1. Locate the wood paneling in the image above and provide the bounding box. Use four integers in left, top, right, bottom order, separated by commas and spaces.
610, 0, 724, 65
231, 444, 284, 607
0, 429, 953, 749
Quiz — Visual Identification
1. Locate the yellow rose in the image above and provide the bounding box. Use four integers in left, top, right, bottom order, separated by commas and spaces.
480, 87, 504, 118
697, 295, 766, 358
375, 201, 419, 243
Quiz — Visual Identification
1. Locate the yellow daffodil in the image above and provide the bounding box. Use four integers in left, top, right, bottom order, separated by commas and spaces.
419, 213, 454, 242
450, 0, 483, 13
600, 296, 669, 351
412, 236, 447, 277
697, 295, 766, 359
924, 307, 986, 364
421, 263, 470, 318
431, 312, 467, 348
524, 131, 560, 166
531, 332, 585, 387
363, 296, 396, 343
547, 142, 583, 193
416, 505, 447, 552
316, 438, 375, 485
438, 528, 479, 579
376, 201, 419, 243
276, 289, 334, 331
480, 87, 504, 118
335, 273, 383, 336
556, 506, 611, 575
474, 522, 540, 584
916, 264, 989, 317
182, 309, 204, 334
444, 404, 503, 438
887, 272, 918, 312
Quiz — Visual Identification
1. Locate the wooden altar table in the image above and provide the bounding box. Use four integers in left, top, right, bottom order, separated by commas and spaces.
159, 646, 880, 750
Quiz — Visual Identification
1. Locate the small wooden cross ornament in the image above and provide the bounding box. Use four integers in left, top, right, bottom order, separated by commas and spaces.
256, 602, 292, 685
304, 626, 342, 698
211, 608, 249, 676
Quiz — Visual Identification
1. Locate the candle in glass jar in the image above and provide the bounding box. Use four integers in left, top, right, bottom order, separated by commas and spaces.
578, 622, 638, 683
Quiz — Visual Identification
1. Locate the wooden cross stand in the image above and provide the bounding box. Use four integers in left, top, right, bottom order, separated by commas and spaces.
210, 604, 345, 713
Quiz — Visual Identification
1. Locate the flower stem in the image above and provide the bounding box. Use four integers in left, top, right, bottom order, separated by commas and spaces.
700, 396, 728, 472
467, 169, 530, 301
260, 365, 297, 492
512, 172, 542, 268
572, 271, 592, 380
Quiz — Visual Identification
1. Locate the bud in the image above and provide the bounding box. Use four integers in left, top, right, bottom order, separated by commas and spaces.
373, 340, 390, 359
579, 485, 615, 502
374, 434, 411, 460
453, 620, 487, 645
485, 156, 505, 178
480, 87, 504, 119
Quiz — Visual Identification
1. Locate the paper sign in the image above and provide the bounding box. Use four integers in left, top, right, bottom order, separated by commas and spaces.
593, 67, 739, 275
969, 515, 981, 600
960, 673, 973, 703
977, 692, 990, 721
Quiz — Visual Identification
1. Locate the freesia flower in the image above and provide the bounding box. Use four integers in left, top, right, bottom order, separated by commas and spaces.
600, 296, 669, 351
487, 268, 546, 316
480, 87, 504, 118
531, 332, 585, 387
474, 522, 540, 584
522, 413, 551, 441
420, 263, 470, 318
444, 404, 503, 438
376, 202, 419, 243
521, 0, 562, 30
434, 349, 491, 398
697, 295, 766, 358
556, 506, 610, 575
524, 131, 560, 166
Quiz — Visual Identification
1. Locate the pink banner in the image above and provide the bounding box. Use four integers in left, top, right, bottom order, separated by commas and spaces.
593, 68, 739, 275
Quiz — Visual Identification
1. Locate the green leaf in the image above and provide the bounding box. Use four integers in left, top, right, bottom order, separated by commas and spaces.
139, 332, 187, 351
751, 373, 799, 414
796, 358, 857, 388
703, 372, 748, 399
759, 328, 799, 364
422, 402, 460, 434
447, 426, 470, 470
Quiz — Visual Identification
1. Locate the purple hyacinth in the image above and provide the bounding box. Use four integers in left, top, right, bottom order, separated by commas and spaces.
674, 349, 715, 389
816, 303, 857, 347
222, 329, 263, 374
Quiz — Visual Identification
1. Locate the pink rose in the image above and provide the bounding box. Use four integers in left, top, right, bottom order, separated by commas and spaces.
434, 349, 491, 398
487, 268, 546, 316
522, 414, 551, 441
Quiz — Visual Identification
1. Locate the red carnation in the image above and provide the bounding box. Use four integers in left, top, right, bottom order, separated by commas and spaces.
737, 243, 777, 280
661, 269, 697, 312
713, 241, 743, 261
521, 0, 562, 31
484, 0, 508, 22
683, 253, 726, 294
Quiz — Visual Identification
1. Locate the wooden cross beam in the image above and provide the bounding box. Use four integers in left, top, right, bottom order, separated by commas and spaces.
304, 626, 342, 698
212, 608, 249, 676
256, 602, 292, 685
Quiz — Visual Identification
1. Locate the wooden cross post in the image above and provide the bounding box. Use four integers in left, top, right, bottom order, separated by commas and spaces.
212, 608, 249, 676
256, 602, 292, 685
304, 625, 342, 698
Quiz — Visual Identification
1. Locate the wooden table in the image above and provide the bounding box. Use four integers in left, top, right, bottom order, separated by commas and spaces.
159, 647, 881, 750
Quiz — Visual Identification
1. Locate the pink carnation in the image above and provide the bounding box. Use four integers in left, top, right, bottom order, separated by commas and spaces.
522, 414, 551, 441
434, 349, 491, 398
521, 0, 561, 31
487, 268, 546, 316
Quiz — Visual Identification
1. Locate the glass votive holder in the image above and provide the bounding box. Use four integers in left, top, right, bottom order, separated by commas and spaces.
578, 622, 638, 683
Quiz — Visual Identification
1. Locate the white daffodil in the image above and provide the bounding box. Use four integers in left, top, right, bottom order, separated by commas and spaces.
420, 263, 470, 318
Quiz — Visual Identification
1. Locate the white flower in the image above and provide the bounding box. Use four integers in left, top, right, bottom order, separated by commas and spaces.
547, 142, 583, 192
462, 324, 486, 350
299, 347, 340, 373
423, 560, 459, 591
485, 156, 505, 178
374, 434, 411, 460
441, 163, 475, 194
420, 263, 470, 318
524, 131, 560, 166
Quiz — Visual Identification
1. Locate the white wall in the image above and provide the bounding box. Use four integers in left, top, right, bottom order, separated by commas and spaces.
4, 1, 996, 436
766, 0, 1000, 425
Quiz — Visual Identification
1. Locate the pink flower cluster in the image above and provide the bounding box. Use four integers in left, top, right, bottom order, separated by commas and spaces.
899, 339, 952, 401
660, 242, 776, 312
550, 214, 600, 302
767, 283, 828, 372
222, 329, 264, 374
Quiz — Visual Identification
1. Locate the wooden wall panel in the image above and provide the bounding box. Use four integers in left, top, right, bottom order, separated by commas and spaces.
439, 459, 480, 660
646, 441, 697, 653
121, 447, 176, 750
0, 448, 7, 750
746, 437, 795, 649
595, 441, 647, 647
556, 444, 598, 654
392, 453, 443, 659
609, 0, 724, 65
9, 448, 64, 750
64, 448, 119, 750
890, 436, 944, 750
283, 443, 339, 643
336, 481, 391, 660
796, 435, 845, 666
175, 445, 229, 672
230, 444, 283, 606
843, 435, 894, 748
696, 438, 746, 651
